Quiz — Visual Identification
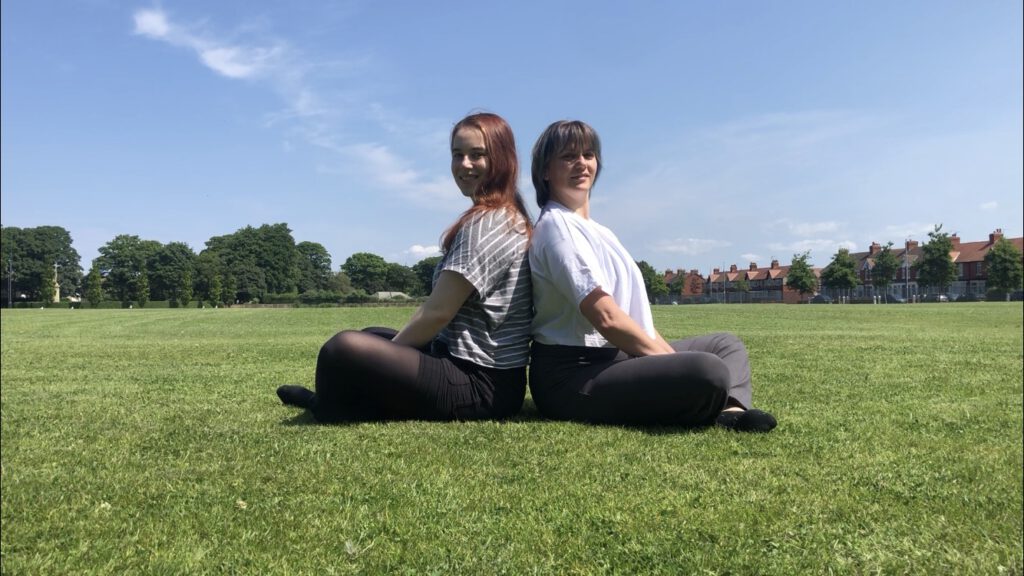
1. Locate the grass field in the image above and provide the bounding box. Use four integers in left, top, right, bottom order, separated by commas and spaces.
2, 304, 1022, 575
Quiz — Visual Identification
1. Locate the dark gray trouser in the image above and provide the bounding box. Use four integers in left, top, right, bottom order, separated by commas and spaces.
529, 332, 753, 426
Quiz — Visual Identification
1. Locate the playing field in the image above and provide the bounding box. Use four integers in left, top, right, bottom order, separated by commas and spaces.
2, 304, 1021, 574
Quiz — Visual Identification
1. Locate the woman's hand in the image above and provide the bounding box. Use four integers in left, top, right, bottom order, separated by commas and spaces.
392, 271, 476, 348
579, 288, 675, 356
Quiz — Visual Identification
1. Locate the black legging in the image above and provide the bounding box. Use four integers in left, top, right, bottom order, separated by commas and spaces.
311, 327, 526, 422
528, 332, 753, 426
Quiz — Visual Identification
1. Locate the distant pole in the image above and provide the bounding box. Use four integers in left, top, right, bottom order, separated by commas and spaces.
904, 239, 910, 302
6, 258, 12, 309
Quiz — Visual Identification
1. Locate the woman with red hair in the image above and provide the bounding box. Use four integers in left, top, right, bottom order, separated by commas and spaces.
278, 112, 533, 421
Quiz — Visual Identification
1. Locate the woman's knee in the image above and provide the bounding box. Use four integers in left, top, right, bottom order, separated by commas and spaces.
319, 330, 369, 362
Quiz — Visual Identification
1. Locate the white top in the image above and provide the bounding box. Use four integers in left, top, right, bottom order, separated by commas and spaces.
529, 201, 655, 347
436, 208, 533, 368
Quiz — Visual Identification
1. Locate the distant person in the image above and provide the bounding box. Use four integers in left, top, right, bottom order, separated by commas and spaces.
527, 120, 776, 431
277, 112, 533, 421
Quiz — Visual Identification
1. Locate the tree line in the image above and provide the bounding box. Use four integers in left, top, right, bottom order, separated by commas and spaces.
1, 223, 442, 307
3, 222, 1020, 307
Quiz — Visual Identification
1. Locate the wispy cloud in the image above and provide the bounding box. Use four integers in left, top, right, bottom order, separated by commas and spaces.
133, 8, 284, 80
767, 239, 857, 257
405, 244, 441, 259
650, 238, 731, 255
131, 7, 452, 209
980, 201, 998, 211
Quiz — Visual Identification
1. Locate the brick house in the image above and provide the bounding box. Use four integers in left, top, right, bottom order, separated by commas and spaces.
833, 229, 1023, 300
705, 259, 822, 304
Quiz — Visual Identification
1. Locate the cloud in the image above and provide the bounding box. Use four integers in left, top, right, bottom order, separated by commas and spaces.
131, 7, 450, 209
342, 143, 456, 209
767, 239, 857, 257
740, 253, 763, 263
133, 8, 284, 80
405, 244, 441, 259
980, 201, 998, 211
650, 238, 731, 255
133, 9, 169, 38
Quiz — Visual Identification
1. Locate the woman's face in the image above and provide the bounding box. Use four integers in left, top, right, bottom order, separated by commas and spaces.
451, 127, 489, 198
545, 145, 598, 206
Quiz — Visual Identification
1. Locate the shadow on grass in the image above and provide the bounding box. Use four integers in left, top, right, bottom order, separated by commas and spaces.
278, 396, 715, 435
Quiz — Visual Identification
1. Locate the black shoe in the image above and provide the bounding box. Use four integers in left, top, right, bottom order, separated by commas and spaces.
716, 408, 777, 432
277, 385, 316, 409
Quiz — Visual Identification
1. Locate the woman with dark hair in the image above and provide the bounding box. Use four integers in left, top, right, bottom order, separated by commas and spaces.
527, 120, 776, 431
277, 112, 533, 421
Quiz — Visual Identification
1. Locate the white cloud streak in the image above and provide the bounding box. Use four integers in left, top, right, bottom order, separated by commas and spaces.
131, 8, 452, 209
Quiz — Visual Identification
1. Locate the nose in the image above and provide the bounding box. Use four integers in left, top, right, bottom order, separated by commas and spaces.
460, 155, 474, 169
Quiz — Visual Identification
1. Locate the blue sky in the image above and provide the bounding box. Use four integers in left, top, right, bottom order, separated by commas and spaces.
3, 1, 1022, 275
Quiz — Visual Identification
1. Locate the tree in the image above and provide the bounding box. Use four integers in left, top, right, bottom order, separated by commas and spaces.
148, 242, 196, 302
1, 225, 83, 302
134, 270, 150, 308
786, 251, 818, 298
95, 234, 161, 305
984, 237, 1023, 300
296, 241, 333, 293
386, 262, 421, 296
38, 260, 56, 304
733, 277, 750, 303
636, 260, 668, 303
86, 265, 103, 307
412, 256, 442, 296
821, 248, 858, 298
914, 224, 957, 294
342, 252, 390, 294
208, 274, 223, 307
178, 269, 194, 308
872, 243, 900, 301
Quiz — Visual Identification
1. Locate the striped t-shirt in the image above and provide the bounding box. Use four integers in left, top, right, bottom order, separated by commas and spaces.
435, 209, 532, 369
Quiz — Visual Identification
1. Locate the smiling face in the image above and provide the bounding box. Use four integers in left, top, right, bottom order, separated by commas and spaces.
451, 127, 489, 198
545, 145, 598, 208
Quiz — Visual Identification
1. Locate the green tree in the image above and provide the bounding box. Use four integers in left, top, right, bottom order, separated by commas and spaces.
86, 265, 104, 307
914, 224, 957, 294
134, 270, 150, 308
386, 262, 421, 296
636, 260, 668, 303
95, 234, 161, 305
342, 252, 390, 294
412, 256, 442, 296
821, 248, 859, 298
208, 274, 223, 307
296, 241, 333, 293
786, 251, 818, 298
178, 269, 194, 308
984, 237, 1023, 300
38, 260, 56, 304
148, 242, 196, 302
872, 243, 900, 301
733, 277, 750, 303
1, 225, 83, 302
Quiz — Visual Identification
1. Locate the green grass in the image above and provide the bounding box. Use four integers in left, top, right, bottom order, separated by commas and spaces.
2, 304, 1022, 575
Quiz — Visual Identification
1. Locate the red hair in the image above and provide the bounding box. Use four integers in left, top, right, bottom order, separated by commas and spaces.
442, 112, 532, 252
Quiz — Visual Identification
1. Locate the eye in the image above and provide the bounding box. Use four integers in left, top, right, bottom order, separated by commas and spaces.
583, 151, 596, 160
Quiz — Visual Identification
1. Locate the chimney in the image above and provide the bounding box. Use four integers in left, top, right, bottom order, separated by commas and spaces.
990, 229, 1004, 244
749, 262, 758, 271
951, 234, 961, 249
869, 242, 881, 255
689, 269, 699, 275
906, 240, 919, 251
771, 259, 779, 269
713, 268, 720, 275
729, 264, 738, 273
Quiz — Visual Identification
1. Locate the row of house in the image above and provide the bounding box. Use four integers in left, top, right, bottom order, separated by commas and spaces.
661, 229, 1023, 304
